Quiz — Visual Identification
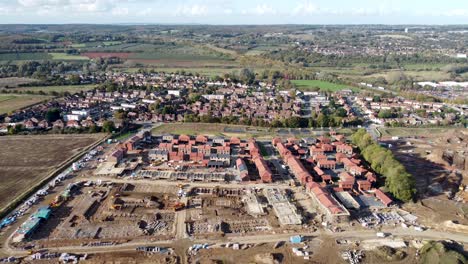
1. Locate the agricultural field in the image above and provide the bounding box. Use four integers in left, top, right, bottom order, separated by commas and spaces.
0, 134, 106, 213
0, 77, 39, 88
49, 53, 89, 61
363, 70, 452, 82
118, 66, 242, 77
303, 62, 456, 83
0, 52, 51, 61
70, 43, 86, 48
0, 94, 53, 114
244, 45, 286, 56
291, 80, 359, 92
8, 84, 97, 93
82, 43, 233, 61
82, 52, 131, 59
70, 41, 123, 49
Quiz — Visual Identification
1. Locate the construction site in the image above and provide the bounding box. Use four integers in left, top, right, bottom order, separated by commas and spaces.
11, 181, 181, 249
0, 131, 466, 263
184, 186, 304, 239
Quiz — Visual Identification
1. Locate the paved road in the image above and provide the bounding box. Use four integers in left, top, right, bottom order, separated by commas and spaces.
4, 225, 468, 257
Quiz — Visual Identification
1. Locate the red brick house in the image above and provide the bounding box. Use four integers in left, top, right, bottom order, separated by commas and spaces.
195, 135, 208, 144
336, 144, 353, 155
375, 189, 393, 207
317, 159, 336, 169
357, 180, 371, 191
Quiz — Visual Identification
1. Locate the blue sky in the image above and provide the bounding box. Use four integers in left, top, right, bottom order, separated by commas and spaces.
0, 0, 467, 24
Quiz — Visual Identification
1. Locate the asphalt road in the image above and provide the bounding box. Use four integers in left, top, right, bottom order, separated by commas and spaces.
4, 225, 468, 257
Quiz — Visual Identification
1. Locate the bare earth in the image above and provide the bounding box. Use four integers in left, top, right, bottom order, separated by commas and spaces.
0, 134, 106, 211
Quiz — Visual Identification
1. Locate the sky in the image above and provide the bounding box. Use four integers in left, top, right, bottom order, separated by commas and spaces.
0, 0, 467, 24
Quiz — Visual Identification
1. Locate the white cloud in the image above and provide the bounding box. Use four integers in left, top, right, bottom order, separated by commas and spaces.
443, 9, 468, 17
293, 1, 319, 15
174, 4, 209, 16
241, 4, 276, 16
253, 4, 276, 15
17, 0, 118, 13
18, 0, 64, 8
137, 7, 152, 16
0, 6, 10, 14
350, 8, 376, 16
111, 6, 128, 16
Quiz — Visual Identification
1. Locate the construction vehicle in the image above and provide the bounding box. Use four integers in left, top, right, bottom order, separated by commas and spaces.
50, 195, 64, 207
173, 202, 185, 211
166, 201, 185, 211
111, 204, 122, 210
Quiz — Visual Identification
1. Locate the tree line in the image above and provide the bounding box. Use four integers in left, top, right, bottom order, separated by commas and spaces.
351, 129, 416, 202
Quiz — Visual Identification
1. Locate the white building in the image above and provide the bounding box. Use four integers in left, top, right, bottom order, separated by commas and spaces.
202, 94, 224, 100
121, 103, 137, 109
168, 90, 181, 97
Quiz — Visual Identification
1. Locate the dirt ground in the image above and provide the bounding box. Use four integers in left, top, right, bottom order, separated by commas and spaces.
383, 128, 468, 227
0, 134, 105, 211
20, 251, 178, 264
190, 243, 314, 264
386, 129, 467, 195
403, 197, 468, 226
81, 251, 178, 264
364, 248, 418, 264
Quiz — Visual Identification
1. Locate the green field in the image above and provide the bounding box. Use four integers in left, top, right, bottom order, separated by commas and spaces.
0, 77, 39, 88
292, 80, 358, 92
152, 123, 238, 137
152, 123, 273, 139
129, 53, 228, 61
71, 41, 123, 49
152, 123, 355, 139
0, 52, 51, 61
9, 84, 97, 93
70, 43, 86, 48
49, 53, 89, 61
0, 94, 53, 114
103, 41, 123, 46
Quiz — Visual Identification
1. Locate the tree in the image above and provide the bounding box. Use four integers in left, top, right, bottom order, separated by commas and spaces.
88, 125, 99, 133
378, 109, 394, 119
316, 113, 329, 128
102, 121, 115, 133
335, 107, 347, 117
45, 108, 61, 122
271, 119, 283, 128
114, 110, 126, 120
351, 129, 416, 202
8, 124, 23, 135
69, 74, 81, 84
239, 68, 255, 84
